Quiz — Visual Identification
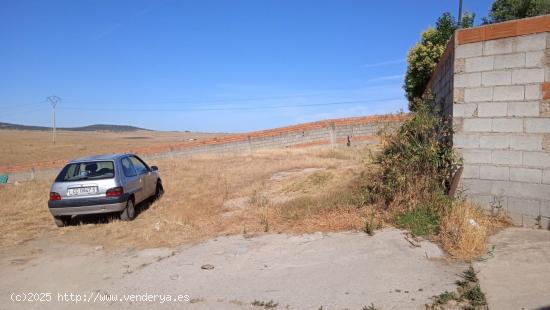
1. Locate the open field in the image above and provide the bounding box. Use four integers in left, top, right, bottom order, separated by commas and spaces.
0, 129, 226, 167
0, 147, 377, 249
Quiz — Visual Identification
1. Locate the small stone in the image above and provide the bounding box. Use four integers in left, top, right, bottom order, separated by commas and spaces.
95, 246, 104, 251
201, 264, 215, 270
169, 274, 180, 280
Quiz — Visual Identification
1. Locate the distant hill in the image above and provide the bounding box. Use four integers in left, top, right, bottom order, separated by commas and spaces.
0, 122, 151, 132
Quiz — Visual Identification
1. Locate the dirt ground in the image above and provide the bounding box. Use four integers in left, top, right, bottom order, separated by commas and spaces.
0, 129, 225, 167
0, 147, 375, 249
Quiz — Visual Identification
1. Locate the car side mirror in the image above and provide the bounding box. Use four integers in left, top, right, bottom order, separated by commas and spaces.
151, 166, 159, 172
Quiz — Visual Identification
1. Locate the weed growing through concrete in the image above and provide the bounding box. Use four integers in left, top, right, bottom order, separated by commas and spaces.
362, 303, 379, 310
434, 291, 456, 305
251, 299, 278, 309
428, 266, 487, 309
363, 214, 380, 236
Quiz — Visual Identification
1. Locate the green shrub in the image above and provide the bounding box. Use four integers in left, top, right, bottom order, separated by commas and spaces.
364, 95, 458, 210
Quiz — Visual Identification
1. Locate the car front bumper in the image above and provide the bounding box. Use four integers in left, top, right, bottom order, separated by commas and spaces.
48, 194, 130, 216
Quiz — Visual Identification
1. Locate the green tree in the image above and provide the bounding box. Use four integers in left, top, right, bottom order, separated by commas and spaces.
403, 12, 474, 109
483, 0, 550, 24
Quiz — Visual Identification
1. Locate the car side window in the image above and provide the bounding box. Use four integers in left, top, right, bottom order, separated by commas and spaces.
129, 156, 148, 175
121, 157, 137, 177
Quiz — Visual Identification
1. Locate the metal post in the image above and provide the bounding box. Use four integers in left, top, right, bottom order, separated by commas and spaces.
52, 103, 56, 144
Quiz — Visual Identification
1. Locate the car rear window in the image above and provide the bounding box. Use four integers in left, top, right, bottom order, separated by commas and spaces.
55, 161, 115, 182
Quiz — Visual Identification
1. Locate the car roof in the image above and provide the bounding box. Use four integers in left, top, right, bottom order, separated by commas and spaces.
68, 153, 134, 163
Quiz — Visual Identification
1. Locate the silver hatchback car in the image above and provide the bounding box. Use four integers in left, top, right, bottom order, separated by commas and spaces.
48, 154, 163, 227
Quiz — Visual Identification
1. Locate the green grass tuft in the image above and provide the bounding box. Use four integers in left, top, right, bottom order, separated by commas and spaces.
396, 206, 440, 236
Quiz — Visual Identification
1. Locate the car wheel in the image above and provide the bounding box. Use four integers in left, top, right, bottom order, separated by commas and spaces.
53, 216, 70, 227
120, 199, 136, 221
155, 181, 164, 200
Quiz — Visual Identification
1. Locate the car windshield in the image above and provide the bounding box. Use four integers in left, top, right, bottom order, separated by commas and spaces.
55, 161, 115, 182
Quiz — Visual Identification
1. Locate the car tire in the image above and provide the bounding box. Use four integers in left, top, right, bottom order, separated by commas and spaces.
53, 216, 70, 227
120, 199, 136, 221
155, 181, 164, 200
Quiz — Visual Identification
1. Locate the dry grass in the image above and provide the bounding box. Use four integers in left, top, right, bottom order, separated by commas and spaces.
0, 129, 224, 167
439, 200, 510, 260
0, 140, 508, 260
0, 147, 373, 250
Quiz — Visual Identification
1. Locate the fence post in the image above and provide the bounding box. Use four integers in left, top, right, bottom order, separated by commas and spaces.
330, 123, 336, 149
247, 136, 253, 155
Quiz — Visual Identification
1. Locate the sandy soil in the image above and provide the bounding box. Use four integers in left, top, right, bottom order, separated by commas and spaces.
0, 229, 465, 310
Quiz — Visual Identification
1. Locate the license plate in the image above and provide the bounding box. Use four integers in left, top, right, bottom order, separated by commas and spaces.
67, 186, 98, 196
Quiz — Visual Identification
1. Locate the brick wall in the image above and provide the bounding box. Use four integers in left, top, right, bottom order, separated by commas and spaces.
430, 15, 550, 227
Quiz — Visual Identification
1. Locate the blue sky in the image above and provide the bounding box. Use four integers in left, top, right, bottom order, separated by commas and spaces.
0, 0, 493, 132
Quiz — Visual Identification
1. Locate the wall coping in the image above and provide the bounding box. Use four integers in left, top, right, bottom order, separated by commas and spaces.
456, 14, 550, 45
425, 14, 550, 97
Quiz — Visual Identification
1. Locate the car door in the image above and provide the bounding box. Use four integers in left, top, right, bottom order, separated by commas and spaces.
121, 157, 144, 203
129, 156, 152, 200
136, 156, 157, 196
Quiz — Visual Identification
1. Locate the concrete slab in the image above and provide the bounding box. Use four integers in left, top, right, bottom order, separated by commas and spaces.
474, 228, 550, 310
111, 229, 465, 309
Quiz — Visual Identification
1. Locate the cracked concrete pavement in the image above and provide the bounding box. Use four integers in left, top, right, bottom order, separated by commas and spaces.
1, 229, 465, 310
474, 228, 550, 310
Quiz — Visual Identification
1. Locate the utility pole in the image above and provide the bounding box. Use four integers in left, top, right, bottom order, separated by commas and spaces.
47, 96, 61, 144
457, 0, 463, 28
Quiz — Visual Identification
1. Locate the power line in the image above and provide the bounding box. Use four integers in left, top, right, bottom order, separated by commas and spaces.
57, 98, 404, 112
59, 84, 403, 107
0, 106, 49, 118
0, 100, 47, 110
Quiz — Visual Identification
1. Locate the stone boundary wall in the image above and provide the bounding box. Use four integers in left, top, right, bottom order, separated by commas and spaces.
1, 114, 407, 182
429, 15, 550, 228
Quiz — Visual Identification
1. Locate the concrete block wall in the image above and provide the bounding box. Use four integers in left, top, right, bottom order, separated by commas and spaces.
428, 38, 455, 119
2, 114, 407, 182
440, 15, 550, 228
